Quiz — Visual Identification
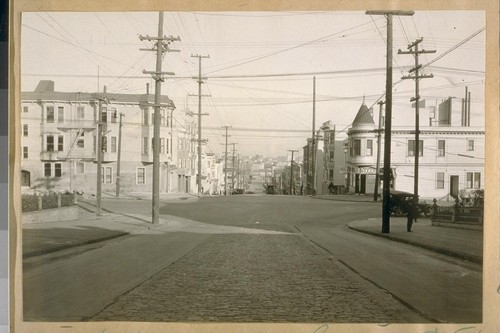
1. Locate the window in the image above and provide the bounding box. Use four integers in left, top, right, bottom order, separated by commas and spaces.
111, 108, 117, 123
329, 151, 334, 161
366, 139, 373, 156
58, 107, 64, 123
408, 140, 423, 156
58, 135, 64, 151
467, 139, 475, 151
160, 138, 165, 154
101, 107, 108, 123
330, 133, 335, 143
436, 172, 444, 189
46, 135, 54, 151
474, 172, 481, 188
76, 161, 85, 174
467, 172, 481, 189
23, 106, 28, 113
23, 124, 28, 137
178, 158, 183, 168
77, 132, 85, 148
102, 136, 107, 152
77, 106, 85, 119
136, 168, 146, 184
44, 163, 52, 177
23, 147, 28, 159
100, 167, 113, 183
54, 163, 62, 177
143, 137, 149, 154
351, 139, 361, 156
329, 169, 334, 180
46, 106, 54, 123
111, 136, 117, 153
166, 138, 170, 154
93, 135, 96, 153
438, 140, 446, 156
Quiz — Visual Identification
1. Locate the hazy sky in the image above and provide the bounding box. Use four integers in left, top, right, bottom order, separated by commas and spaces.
21, 11, 485, 158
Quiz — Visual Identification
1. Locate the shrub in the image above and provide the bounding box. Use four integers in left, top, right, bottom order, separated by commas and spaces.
41, 193, 59, 210
61, 193, 75, 207
22, 194, 39, 212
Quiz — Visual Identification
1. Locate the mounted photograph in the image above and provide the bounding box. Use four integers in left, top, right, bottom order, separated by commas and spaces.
14, 7, 491, 331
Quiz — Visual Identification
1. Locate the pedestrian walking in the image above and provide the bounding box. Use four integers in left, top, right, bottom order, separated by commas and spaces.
328, 182, 334, 195
407, 201, 415, 232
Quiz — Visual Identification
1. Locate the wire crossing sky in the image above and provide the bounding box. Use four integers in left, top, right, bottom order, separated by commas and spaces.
21, 11, 485, 157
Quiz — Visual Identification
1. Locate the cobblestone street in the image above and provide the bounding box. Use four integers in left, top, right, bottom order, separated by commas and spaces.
91, 233, 425, 323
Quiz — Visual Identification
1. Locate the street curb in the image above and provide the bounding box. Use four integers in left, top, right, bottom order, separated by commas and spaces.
311, 196, 379, 203
23, 231, 129, 259
346, 224, 482, 265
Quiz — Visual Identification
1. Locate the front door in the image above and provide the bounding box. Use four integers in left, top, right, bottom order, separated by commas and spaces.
360, 174, 366, 194
450, 175, 459, 198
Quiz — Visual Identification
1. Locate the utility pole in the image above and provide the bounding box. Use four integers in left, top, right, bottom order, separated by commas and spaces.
115, 112, 124, 197
221, 126, 231, 195
95, 97, 107, 216
190, 54, 210, 195
366, 10, 414, 233
231, 143, 237, 194
374, 101, 384, 201
236, 154, 240, 189
399, 38, 435, 209
140, 11, 180, 224
311, 76, 316, 196
288, 150, 298, 195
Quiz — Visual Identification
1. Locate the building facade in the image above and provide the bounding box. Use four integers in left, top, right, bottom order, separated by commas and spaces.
20, 80, 203, 195
345, 89, 484, 200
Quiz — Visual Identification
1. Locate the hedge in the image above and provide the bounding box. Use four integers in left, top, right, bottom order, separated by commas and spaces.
21, 194, 39, 212
22, 192, 76, 212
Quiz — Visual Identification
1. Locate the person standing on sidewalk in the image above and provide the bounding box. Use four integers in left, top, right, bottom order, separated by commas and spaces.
407, 201, 415, 232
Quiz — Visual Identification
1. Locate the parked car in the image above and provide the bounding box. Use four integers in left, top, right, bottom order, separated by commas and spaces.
389, 190, 432, 217
265, 185, 275, 194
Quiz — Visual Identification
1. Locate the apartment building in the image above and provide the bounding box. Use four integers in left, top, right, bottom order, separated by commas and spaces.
345, 88, 484, 200
20, 80, 199, 195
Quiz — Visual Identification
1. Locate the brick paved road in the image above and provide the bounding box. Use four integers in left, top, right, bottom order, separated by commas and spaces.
91, 234, 426, 323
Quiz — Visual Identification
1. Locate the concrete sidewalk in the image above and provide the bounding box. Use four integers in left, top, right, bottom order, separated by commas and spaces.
347, 217, 483, 264
22, 210, 152, 258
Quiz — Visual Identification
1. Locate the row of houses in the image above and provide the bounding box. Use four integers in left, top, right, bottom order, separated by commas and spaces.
303, 87, 484, 201
20, 80, 231, 196
20, 80, 484, 201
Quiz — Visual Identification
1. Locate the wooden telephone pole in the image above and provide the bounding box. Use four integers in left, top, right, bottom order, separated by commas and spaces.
288, 150, 298, 195
399, 38, 435, 209
190, 54, 210, 195
139, 11, 180, 224
366, 10, 414, 233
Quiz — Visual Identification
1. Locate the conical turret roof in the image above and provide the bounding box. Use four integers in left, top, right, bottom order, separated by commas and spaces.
352, 103, 375, 125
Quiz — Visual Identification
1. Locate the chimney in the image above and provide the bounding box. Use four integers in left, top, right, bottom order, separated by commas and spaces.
103, 85, 107, 93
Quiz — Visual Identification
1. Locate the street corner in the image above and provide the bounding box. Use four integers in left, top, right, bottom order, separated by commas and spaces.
346, 217, 381, 230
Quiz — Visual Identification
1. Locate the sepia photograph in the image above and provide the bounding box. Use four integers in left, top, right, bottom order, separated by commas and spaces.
9, 1, 499, 332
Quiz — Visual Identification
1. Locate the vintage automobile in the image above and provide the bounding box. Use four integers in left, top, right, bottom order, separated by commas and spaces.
389, 190, 432, 217
265, 184, 275, 194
